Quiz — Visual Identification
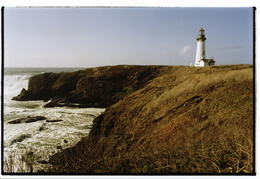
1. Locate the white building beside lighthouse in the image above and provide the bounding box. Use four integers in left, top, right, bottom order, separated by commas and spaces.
194, 28, 215, 67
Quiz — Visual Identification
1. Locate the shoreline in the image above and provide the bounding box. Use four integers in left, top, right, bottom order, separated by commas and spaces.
3, 106, 105, 173
4, 64, 254, 174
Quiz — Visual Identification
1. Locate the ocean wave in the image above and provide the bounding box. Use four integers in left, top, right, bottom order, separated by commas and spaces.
3, 68, 105, 172
4, 75, 30, 101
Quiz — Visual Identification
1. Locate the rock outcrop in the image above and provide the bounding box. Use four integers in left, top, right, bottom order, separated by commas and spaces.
12, 65, 172, 108
46, 119, 63, 123
12, 73, 60, 101
8, 116, 47, 124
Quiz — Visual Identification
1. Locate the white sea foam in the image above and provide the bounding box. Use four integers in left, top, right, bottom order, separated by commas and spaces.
3, 68, 105, 172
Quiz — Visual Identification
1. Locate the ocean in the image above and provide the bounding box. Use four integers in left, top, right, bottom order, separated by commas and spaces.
3, 67, 105, 172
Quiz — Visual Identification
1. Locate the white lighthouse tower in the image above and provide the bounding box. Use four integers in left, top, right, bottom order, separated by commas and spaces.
194, 28, 215, 67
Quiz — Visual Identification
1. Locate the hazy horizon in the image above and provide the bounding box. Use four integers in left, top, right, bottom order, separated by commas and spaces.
4, 7, 254, 68
4, 63, 254, 69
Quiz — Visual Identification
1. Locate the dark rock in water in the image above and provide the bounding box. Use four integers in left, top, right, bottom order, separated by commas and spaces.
43, 98, 71, 108
46, 119, 63, 123
38, 125, 45, 131
43, 101, 58, 108
8, 116, 47, 124
35, 116, 47, 120
10, 134, 31, 145
63, 139, 68, 143
11, 88, 28, 101
8, 117, 27, 124
44, 101, 90, 108
56, 146, 62, 150
25, 116, 46, 123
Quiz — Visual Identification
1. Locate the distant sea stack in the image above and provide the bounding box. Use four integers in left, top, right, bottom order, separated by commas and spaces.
12, 65, 173, 108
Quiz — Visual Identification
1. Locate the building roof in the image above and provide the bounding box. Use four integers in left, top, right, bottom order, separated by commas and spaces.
200, 59, 216, 63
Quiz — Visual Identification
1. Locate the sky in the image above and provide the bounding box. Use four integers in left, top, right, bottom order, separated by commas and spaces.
4, 7, 254, 68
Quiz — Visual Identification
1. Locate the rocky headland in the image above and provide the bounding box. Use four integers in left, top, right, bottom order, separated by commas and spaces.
12, 65, 172, 108
12, 64, 254, 174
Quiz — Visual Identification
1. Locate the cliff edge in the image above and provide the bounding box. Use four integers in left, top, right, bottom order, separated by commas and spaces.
47, 64, 254, 174
12, 65, 172, 108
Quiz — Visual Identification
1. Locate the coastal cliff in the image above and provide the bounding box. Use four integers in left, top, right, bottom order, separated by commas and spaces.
12, 65, 172, 108
46, 64, 254, 174
12, 64, 254, 173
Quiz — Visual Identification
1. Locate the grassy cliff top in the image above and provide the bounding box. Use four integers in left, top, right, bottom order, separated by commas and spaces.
48, 64, 254, 174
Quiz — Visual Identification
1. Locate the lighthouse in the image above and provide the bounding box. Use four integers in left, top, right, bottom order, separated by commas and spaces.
194, 28, 215, 67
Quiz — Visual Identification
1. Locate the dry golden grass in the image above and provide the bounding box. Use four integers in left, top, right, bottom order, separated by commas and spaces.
47, 64, 254, 174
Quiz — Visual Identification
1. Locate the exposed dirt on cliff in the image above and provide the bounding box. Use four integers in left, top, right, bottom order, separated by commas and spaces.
46, 65, 254, 174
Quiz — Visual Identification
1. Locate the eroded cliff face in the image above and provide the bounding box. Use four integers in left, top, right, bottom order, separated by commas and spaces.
12, 65, 172, 108
48, 64, 254, 174
12, 73, 60, 101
